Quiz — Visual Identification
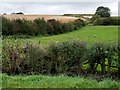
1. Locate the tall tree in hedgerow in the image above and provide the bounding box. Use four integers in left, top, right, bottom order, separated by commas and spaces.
91, 6, 111, 23
95, 6, 111, 17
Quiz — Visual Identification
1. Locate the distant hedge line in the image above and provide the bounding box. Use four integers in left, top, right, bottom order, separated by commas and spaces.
93, 17, 120, 25
2, 40, 120, 77
1, 17, 86, 36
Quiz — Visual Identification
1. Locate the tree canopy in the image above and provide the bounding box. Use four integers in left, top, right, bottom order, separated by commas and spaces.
95, 6, 111, 17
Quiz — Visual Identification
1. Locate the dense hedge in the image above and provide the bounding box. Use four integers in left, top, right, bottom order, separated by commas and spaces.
2, 40, 119, 77
2, 16, 86, 36
93, 17, 120, 25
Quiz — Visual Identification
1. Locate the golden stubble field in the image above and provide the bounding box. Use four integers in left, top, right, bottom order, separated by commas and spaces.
2, 14, 79, 23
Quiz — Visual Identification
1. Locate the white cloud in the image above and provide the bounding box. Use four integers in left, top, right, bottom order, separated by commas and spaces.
0, 1, 119, 16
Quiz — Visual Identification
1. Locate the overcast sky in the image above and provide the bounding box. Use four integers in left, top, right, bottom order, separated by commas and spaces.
0, 1, 119, 16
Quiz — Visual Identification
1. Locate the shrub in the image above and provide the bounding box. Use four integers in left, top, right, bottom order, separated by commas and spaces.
0, 16, 2, 36
105, 44, 118, 73
47, 19, 63, 35
2, 17, 13, 35
74, 19, 86, 29
46, 22, 55, 35
46, 40, 87, 76
2, 41, 45, 74
110, 17, 120, 25
2, 40, 23, 74
86, 42, 106, 74
90, 15, 101, 23
93, 17, 120, 25
23, 43, 46, 74
34, 18, 47, 35
12, 19, 37, 36
118, 41, 120, 77
93, 18, 111, 25
62, 23, 71, 32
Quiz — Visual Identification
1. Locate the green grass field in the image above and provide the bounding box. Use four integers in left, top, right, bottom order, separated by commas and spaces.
4, 26, 118, 46
2, 74, 120, 88
22, 25, 118, 46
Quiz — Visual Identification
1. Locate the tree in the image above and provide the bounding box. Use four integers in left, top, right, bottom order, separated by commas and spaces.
16, 12, 24, 15
95, 6, 111, 17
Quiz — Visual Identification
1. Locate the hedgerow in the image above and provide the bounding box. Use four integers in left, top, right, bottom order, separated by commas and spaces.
93, 17, 120, 25
2, 17, 86, 36
2, 40, 119, 78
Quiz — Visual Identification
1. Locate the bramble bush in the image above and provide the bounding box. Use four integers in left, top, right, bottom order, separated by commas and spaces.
2, 40, 119, 77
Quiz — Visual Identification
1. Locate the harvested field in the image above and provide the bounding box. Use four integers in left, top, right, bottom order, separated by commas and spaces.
2, 14, 79, 23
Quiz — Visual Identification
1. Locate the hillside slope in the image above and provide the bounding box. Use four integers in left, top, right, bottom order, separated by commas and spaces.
30, 26, 118, 45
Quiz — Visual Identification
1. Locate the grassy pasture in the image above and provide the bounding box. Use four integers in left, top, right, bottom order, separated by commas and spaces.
3, 25, 118, 47
11, 25, 118, 46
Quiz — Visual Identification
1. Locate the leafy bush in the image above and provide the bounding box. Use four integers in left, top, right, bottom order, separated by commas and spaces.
34, 18, 47, 35
2, 40, 23, 74
47, 19, 63, 35
46, 40, 87, 76
93, 18, 111, 25
12, 19, 37, 36
105, 44, 118, 73
2, 41, 45, 74
110, 17, 120, 25
74, 19, 86, 29
62, 23, 71, 32
2, 17, 13, 35
118, 41, 120, 77
93, 17, 120, 25
86, 43, 106, 73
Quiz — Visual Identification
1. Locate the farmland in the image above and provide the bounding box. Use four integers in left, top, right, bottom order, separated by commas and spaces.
5, 25, 118, 46
1, 10, 119, 89
1, 2, 120, 88
2, 14, 78, 23
33, 25, 118, 45
2, 24, 119, 88
1, 1, 120, 88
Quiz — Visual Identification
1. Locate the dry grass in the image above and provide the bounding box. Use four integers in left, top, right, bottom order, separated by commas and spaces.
2, 14, 79, 23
